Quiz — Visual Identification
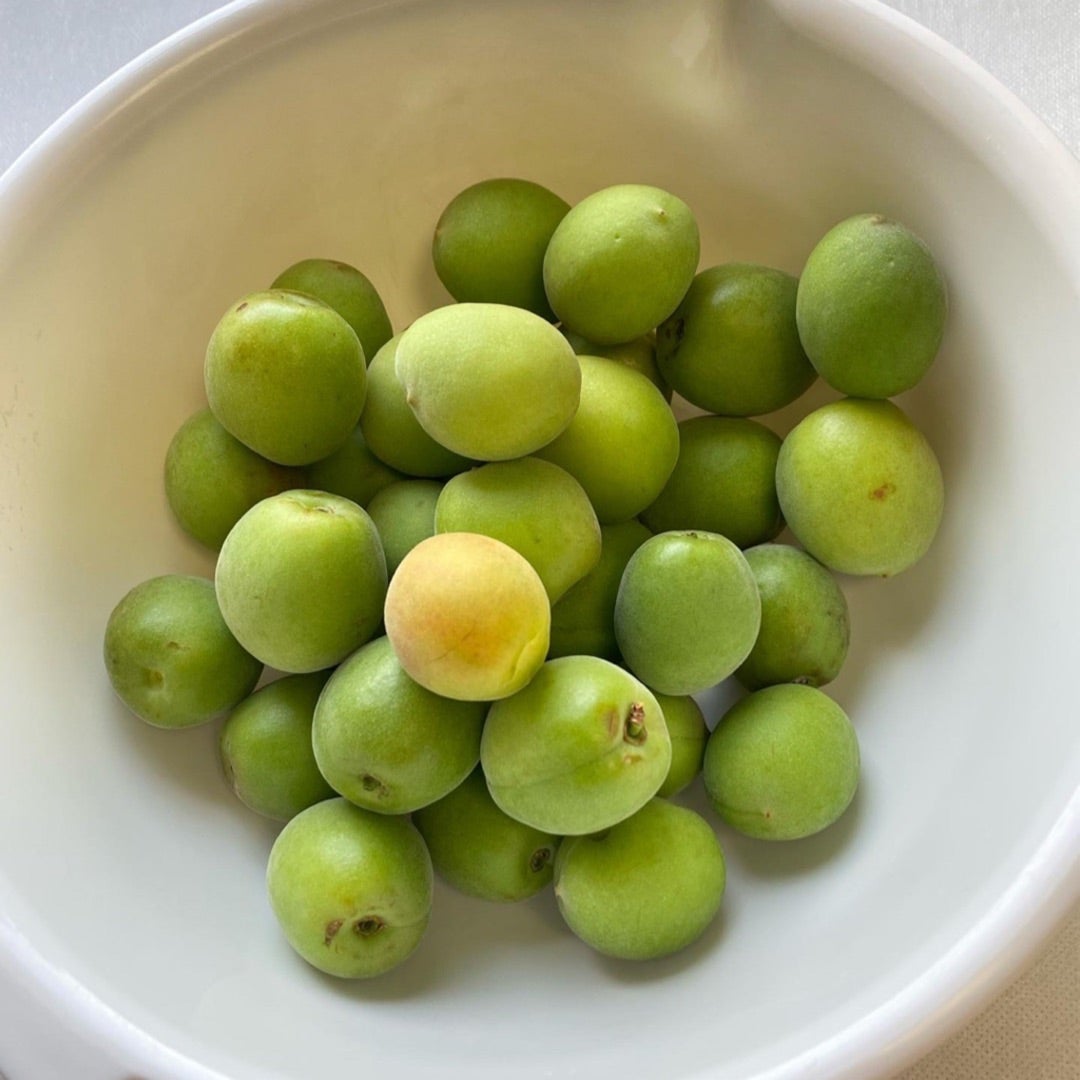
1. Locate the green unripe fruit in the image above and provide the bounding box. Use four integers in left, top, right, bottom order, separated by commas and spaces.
775, 398, 944, 576
215, 491, 387, 673
395, 303, 581, 461
219, 672, 335, 821
435, 457, 600, 602
534, 355, 678, 523
481, 656, 671, 836
796, 213, 947, 398
653, 693, 708, 797
563, 329, 671, 400
312, 637, 484, 815
615, 531, 761, 696
271, 258, 393, 364
413, 768, 558, 902
554, 799, 725, 960
432, 178, 570, 320
736, 544, 850, 690
103, 575, 261, 729
657, 263, 815, 416
703, 684, 859, 840
305, 424, 403, 507
266, 798, 432, 978
164, 408, 303, 550
204, 290, 366, 466
544, 184, 700, 344
548, 520, 652, 661
359, 335, 473, 479
366, 479, 441, 576
640, 416, 783, 548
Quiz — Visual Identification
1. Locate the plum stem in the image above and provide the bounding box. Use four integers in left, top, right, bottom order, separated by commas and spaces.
624, 703, 647, 745
529, 847, 553, 873
361, 774, 387, 796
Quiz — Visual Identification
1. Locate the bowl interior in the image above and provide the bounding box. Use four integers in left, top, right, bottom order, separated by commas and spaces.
1, 1, 1078, 1077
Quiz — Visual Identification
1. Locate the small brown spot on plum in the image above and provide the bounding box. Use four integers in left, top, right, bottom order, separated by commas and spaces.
165, 640, 183, 651
323, 918, 344, 946
870, 482, 896, 501
235, 301, 248, 313
605, 707, 621, 740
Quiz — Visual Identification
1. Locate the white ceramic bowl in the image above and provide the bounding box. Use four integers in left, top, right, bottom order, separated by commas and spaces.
1, 1, 1078, 1077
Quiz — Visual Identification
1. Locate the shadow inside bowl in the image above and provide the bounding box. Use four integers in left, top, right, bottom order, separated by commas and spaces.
317, 882, 567, 1000
592, 906, 730, 986
718, 784, 865, 882
824, 295, 991, 723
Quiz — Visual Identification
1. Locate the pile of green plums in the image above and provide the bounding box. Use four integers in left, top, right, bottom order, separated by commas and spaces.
103, 178, 948, 979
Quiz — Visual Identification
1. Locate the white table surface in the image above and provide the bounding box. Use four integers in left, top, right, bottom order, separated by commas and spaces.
0, 2, 1077, 1078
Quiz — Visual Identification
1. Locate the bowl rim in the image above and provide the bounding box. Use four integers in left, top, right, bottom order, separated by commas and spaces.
1, 1, 1077, 1078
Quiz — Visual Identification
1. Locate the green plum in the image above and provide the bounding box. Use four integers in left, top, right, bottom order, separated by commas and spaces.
615, 531, 761, 695
219, 672, 335, 821
640, 416, 783, 548
432, 177, 570, 319
548, 520, 652, 661
703, 684, 859, 840
271, 257, 393, 364
534, 355, 679, 523
384, 532, 550, 702
481, 656, 671, 835
653, 693, 708, 797
215, 490, 387, 673
359, 335, 474, 478
562, 329, 671, 400
413, 767, 559, 902
164, 407, 303, 550
395, 303, 581, 461
796, 213, 947, 398
266, 798, 432, 978
103, 575, 261, 729
312, 637, 485, 815
656, 264, 815, 416
543, 184, 700, 344
736, 544, 850, 690
305, 423, 403, 506
204, 290, 366, 466
434, 457, 601, 602
775, 398, 944, 576
365, 479, 441, 576
554, 798, 725, 960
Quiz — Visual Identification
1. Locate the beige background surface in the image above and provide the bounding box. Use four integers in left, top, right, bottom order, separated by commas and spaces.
0, 1, 1077, 1078
899, 911, 1080, 1078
